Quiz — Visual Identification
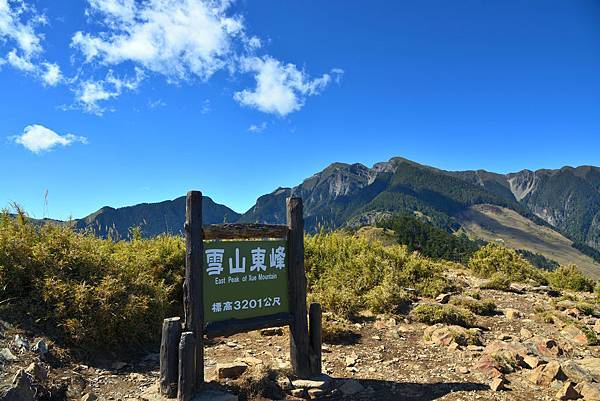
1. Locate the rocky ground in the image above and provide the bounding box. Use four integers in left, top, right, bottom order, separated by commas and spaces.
3, 269, 600, 401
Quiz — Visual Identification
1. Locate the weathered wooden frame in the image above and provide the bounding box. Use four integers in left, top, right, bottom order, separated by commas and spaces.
164, 190, 319, 401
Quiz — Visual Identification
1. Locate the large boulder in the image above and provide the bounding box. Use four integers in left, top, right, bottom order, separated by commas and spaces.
528, 361, 566, 387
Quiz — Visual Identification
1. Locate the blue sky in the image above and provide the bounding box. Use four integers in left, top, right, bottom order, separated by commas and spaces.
1, 0, 599, 220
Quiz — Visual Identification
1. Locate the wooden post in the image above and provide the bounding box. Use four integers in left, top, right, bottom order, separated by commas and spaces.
184, 191, 204, 391
178, 332, 196, 401
160, 317, 182, 398
287, 197, 311, 378
308, 303, 322, 375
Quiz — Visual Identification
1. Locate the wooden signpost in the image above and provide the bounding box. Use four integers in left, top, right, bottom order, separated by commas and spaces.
160, 191, 322, 400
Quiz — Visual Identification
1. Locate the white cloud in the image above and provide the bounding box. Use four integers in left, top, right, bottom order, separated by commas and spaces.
41, 62, 62, 86
74, 68, 144, 114
234, 56, 331, 116
248, 122, 267, 133
72, 0, 243, 81
12, 124, 87, 153
0, 1, 65, 85
201, 99, 211, 114
331, 68, 344, 84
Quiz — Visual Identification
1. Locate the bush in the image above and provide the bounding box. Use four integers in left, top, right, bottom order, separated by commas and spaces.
480, 273, 511, 291
305, 231, 454, 318
321, 316, 359, 344
449, 296, 497, 316
548, 265, 594, 292
0, 211, 184, 352
410, 304, 476, 328
468, 244, 547, 285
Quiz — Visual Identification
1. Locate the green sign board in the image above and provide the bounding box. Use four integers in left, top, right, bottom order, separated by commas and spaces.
203, 239, 290, 324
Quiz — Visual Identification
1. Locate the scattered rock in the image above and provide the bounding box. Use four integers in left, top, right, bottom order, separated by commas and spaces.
14, 335, 29, 351
0, 370, 35, 401
561, 325, 589, 346
555, 381, 580, 400
562, 359, 594, 383
0, 348, 17, 362
81, 393, 98, 401
260, 327, 284, 336
307, 388, 325, 399
578, 358, 600, 382
530, 336, 562, 358
490, 377, 506, 391
575, 382, 600, 401
522, 356, 543, 370
345, 354, 358, 367
32, 339, 48, 356
25, 361, 48, 383
277, 377, 292, 391
520, 328, 534, 340
435, 293, 451, 304
338, 379, 365, 396
292, 375, 332, 391
528, 360, 566, 386
290, 388, 306, 398
217, 362, 248, 379
504, 308, 523, 320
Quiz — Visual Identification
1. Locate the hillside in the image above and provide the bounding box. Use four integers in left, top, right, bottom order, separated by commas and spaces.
457, 204, 600, 279
74, 196, 240, 239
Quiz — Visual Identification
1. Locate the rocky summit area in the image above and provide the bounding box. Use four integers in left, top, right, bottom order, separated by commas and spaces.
3, 268, 600, 401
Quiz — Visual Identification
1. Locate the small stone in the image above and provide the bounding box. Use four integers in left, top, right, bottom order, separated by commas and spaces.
81, 393, 98, 401
290, 388, 307, 398
291, 375, 331, 390
32, 339, 48, 356
458, 366, 470, 374
14, 334, 29, 350
338, 379, 365, 396
277, 377, 292, 391
528, 360, 566, 386
555, 381, 580, 400
0, 348, 17, 362
448, 342, 460, 351
371, 335, 381, 341
520, 328, 534, 340
435, 293, 452, 304
307, 388, 325, 399
260, 327, 284, 336
504, 308, 523, 320
345, 355, 358, 367
2, 370, 36, 401
25, 362, 48, 382
490, 377, 506, 391
522, 356, 542, 370
217, 362, 247, 379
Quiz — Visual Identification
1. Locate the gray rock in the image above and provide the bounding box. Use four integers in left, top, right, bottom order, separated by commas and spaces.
562, 360, 594, 383
32, 339, 48, 356
0, 348, 17, 362
81, 394, 97, 401
25, 362, 48, 383
338, 379, 365, 396
0, 370, 35, 401
292, 374, 332, 390
14, 335, 29, 351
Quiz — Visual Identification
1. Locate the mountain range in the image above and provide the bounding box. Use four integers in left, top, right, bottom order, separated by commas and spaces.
72, 157, 600, 274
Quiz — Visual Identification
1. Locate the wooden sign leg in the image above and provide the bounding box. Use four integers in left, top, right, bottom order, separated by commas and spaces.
178, 332, 196, 401
309, 303, 322, 375
184, 191, 204, 392
160, 317, 182, 397
287, 197, 311, 378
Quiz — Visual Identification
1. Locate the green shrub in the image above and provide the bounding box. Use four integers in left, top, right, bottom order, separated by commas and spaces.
449, 296, 497, 316
548, 265, 594, 292
410, 304, 476, 328
321, 317, 359, 344
480, 273, 511, 291
305, 231, 454, 318
468, 244, 547, 285
0, 212, 184, 352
